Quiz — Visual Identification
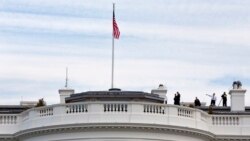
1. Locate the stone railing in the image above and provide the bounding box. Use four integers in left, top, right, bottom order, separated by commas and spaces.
177, 108, 193, 118
0, 115, 18, 124
66, 103, 88, 114
104, 103, 127, 112
143, 104, 165, 114
0, 102, 250, 136
38, 107, 53, 117
212, 115, 240, 126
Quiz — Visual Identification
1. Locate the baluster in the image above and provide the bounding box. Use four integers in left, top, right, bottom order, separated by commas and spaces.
77, 105, 80, 113
79, 105, 82, 113
104, 104, 106, 112
7, 116, 10, 124
118, 104, 120, 111
3, 116, 5, 124
108, 104, 110, 111
69, 105, 72, 113
73, 105, 76, 113
114, 104, 117, 112
78, 105, 81, 113
121, 104, 124, 112
10, 116, 14, 124
125, 104, 127, 112
14, 116, 17, 124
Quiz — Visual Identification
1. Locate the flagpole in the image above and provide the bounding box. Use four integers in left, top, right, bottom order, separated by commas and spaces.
111, 3, 115, 88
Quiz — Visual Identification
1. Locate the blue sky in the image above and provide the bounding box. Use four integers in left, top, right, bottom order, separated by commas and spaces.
0, 0, 250, 105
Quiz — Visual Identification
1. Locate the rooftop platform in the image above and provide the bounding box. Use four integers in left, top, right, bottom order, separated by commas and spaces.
65, 89, 164, 103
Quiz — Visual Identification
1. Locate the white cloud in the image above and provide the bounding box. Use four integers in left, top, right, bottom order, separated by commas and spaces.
1, 0, 250, 106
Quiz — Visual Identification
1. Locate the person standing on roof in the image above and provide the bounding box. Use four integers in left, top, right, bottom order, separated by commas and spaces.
207, 93, 217, 106
221, 92, 227, 107
194, 97, 201, 106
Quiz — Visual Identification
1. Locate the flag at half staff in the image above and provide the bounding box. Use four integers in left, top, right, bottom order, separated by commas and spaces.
113, 4, 120, 39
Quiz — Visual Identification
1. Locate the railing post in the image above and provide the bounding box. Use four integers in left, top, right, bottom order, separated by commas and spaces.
131, 103, 143, 114
89, 103, 103, 114
53, 105, 65, 116
168, 106, 178, 116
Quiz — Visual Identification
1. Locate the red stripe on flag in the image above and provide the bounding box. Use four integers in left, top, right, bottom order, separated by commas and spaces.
113, 11, 120, 39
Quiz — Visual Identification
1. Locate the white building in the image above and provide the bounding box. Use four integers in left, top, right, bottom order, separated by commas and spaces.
0, 82, 249, 141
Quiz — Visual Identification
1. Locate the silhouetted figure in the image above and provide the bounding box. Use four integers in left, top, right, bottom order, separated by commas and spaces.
207, 93, 217, 106
221, 92, 227, 107
194, 97, 201, 106
173, 92, 180, 105
176, 92, 181, 105
174, 94, 178, 105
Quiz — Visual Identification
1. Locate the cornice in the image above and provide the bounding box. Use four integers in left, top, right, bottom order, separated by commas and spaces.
15, 123, 215, 140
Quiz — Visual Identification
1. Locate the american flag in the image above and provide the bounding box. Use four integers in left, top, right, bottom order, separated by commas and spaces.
113, 9, 120, 39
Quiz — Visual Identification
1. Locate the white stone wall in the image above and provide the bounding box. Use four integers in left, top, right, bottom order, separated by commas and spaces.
1, 102, 250, 140
19, 129, 210, 141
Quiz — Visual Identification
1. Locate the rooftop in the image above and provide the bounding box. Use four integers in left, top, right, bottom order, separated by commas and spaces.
65, 88, 164, 103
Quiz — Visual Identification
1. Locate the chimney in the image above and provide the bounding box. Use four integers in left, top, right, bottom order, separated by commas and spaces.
229, 81, 246, 112
59, 88, 74, 104
151, 84, 167, 99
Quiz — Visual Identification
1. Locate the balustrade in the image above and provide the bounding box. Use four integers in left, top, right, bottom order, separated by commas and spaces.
0, 102, 248, 137
38, 107, 53, 117
66, 104, 88, 114
143, 104, 165, 114
0, 115, 17, 124
212, 116, 239, 125
104, 103, 128, 112
178, 108, 193, 118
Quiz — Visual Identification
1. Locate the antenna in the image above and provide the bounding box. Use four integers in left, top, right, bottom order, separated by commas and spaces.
65, 67, 68, 88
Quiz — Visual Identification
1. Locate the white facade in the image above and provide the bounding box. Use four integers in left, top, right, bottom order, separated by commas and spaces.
0, 101, 250, 141
0, 85, 250, 141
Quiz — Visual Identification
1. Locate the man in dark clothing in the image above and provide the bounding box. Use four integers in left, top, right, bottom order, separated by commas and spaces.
176, 92, 181, 105
174, 94, 178, 105
173, 92, 181, 105
221, 92, 227, 107
194, 97, 201, 106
